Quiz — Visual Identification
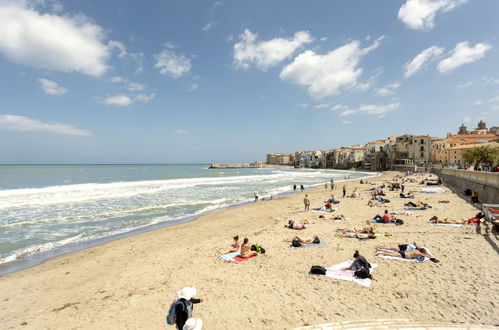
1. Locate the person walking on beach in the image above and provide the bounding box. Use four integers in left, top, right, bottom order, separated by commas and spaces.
253, 191, 259, 202
172, 287, 203, 330
401, 183, 405, 193
331, 179, 335, 190
342, 185, 346, 198
300, 184, 305, 192
324, 183, 328, 190
293, 184, 297, 192
304, 194, 310, 212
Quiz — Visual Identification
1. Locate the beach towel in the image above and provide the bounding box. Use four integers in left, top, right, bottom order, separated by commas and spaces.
427, 219, 463, 228
404, 207, 427, 211
218, 252, 257, 263
371, 220, 395, 224
420, 187, 444, 193
288, 239, 328, 248
438, 200, 450, 203
312, 207, 337, 213
313, 260, 378, 287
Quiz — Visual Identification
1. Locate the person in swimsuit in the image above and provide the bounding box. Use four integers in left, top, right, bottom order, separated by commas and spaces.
222, 235, 240, 254
239, 238, 258, 258
376, 246, 434, 260
285, 235, 320, 244
285, 220, 309, 230
429, 216, 466, 224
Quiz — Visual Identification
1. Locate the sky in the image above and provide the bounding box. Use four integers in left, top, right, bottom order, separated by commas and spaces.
0, 0, 498, 164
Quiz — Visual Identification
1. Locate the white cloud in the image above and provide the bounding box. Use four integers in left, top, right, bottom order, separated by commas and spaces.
375, 82, 401, 96
38, 78, 68, 95
457, 81, 473, 89
98, 93, 155, 106
135, 93, 155, 103
482, 77, 499, 85
314, 103, 330, 109
341, 120, 351, 125
0, 114, 91, 136
320, 37, 328, 42
471, 100, 483, 106
202, 21, 217, 32
128, 82, 146, 91
339, 103, 400, 118
437, 42, 492, 74
398, 0, 469, 31
110, 76, 124, 83
154, 47, 191, 78
331, 104, 348, 111
404, 46, 444, 78
233, 29, 313, 71
173, 129, 190, 135
187, 82, 199, 92
100, 94, 133, 107
0, 3, 111, 76
108, 40, 127, 58
280, 37, 383, 99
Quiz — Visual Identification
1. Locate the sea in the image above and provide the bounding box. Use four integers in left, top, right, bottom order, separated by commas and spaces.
0, 164, 375, 274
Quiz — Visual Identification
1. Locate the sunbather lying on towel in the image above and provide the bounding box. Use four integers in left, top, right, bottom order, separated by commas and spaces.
405, 201, 431, 208
367, 200, 383, 207
429, 216, 466, 224
399, 192, 415, 198
319, 214, 347, 221
337, 230, 375, 239
285, 220, 309, 230
376, 246, 438, 262
376, 242, 418, 252
284, 235, 320, 244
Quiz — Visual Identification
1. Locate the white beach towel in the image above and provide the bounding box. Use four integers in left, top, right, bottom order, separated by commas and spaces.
312, 207, 337, 213
316, 260, 377, 287
420, 187, 445, 194
427, 220, 463, 228
378, 247, 434, 263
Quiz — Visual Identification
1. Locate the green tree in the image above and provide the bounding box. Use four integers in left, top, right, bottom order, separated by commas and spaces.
463, 145, 499, 169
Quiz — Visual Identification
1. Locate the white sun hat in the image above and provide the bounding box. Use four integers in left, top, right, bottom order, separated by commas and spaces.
183, 318, 203, 330
177, 287, 197, 300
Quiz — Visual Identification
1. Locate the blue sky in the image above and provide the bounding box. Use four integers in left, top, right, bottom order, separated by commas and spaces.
0, 0, 498, 164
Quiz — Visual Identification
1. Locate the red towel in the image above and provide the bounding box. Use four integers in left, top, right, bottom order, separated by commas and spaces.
233, 255, 257, 262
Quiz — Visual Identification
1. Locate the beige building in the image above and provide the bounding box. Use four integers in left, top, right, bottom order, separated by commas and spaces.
266, 153, 294, 165
447, 142, 499, 165
431, 133, 498, 164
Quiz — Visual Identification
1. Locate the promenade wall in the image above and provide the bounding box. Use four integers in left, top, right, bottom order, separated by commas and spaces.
432, 168, 499, 204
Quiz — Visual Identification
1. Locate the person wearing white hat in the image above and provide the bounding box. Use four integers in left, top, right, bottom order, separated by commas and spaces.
182, 318, 203, 330
175, 287, 203, 330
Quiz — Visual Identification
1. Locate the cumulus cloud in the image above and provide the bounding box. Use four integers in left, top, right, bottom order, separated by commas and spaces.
0, 3, 111, 76
233, 29, 313, 71
280, 37, 383, 99
128, 82, 146, 91
404, 46, 444, 78
398, 0, 469, 31
110, 76, 124, 83
339, 103, 400, 118
173, 129, 190, 135
437, 42, 491, 74
154, 47, 191, 78
38, 78, 68, 95
98, 93, 155, 106
0, 114, 91, 136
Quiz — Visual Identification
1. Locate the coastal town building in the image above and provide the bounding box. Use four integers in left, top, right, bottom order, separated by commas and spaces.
446, 142, 499, 166
266, 153, 294, 166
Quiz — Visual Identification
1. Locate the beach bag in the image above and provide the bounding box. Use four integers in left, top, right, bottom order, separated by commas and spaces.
354, 268, 371, 279
309, 265, 326, 275
166, 299, 184, 325
395, 219, 404, 225
251, 244, 266, 254
292, 239, 302, 247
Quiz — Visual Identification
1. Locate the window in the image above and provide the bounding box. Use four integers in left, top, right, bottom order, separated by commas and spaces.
420, 146, 424, 151
420, 139, 424, 144
421, 152, 424, 158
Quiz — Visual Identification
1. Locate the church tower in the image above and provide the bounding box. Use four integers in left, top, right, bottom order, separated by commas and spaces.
458, 123, 468, 135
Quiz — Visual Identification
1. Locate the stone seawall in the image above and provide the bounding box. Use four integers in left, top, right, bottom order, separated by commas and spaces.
431, 168, 499, 205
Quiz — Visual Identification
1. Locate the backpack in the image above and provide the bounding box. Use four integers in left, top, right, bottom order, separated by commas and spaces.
166, 299, 190, 325
309, 265, 326, 275
395, 219, 404, 225
292, 239, 302, 247
354, 268, 371, 279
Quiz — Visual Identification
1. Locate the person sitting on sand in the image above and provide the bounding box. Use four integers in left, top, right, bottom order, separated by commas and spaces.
222, 235, 240, 254
373, 209, 392, 223
240, 238, 258, 258
350, 188, 360, 198
284, 235, 320, 244
428, 216, 466, 224
328, 195, 340, 204
285, 220, 309, 230
343, 250, 372, 277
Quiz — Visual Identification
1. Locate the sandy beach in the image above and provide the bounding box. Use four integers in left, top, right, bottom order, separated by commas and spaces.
1, 171, 498, 329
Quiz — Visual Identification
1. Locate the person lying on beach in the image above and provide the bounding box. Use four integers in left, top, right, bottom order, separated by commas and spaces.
327, 195, 340, 204
375, 246, 437, 262
349, 188, 360, 198
429, 216, 466, 224
367, 200, 383, 207
240, 238, 258, 258
221, 235, 240, 254
337, 230, 375, 239
319, 214, 347, 221
399, 192, 415, 198
405, 201, 431, 208
284, 235, 320, 244
376, 243, 418, 252
285, 220, 310, 230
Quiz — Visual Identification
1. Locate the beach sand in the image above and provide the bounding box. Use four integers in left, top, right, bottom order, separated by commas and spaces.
1, 171, 498, 329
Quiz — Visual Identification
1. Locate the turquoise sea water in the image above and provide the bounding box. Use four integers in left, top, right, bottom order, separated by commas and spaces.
0, 164, 374, 271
